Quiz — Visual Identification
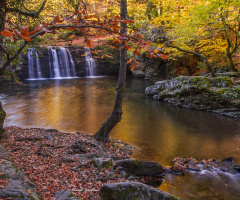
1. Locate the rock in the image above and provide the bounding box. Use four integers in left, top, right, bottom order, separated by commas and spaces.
54, 190, 79, 200
99, 181, 180, 200
55, 190, 71, 200
115, 159, 164, 177
233, 165, 240, 172
145, 76, 240, 118
132, 69, 145, 78
222, 156, 233, 162
0, 145, 39, 199
92, 157, 112, 169
0, 101, 6, 136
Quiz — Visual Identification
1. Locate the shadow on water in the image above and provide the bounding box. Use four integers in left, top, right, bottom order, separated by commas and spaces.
0, 77, 240, 199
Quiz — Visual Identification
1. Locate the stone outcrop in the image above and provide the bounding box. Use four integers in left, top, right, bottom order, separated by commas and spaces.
145, 75, 240, 118
99, 181, 180, 200
0, 145, 40, 199
114, 159, 164, 177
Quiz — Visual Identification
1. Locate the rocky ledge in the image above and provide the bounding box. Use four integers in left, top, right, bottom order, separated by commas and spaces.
145, 75, 240, 118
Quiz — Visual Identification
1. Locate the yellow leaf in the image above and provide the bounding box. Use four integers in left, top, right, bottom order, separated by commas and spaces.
69, 34, 75, 39
1, 30, 13, 37
154, 49, 158, 54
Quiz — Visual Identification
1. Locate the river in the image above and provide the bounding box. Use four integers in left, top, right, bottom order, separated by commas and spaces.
1, 77, 240, 199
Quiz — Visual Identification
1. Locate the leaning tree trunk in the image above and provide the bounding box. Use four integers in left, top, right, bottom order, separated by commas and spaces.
94, 0, 128, 143
0, 101, 6, 136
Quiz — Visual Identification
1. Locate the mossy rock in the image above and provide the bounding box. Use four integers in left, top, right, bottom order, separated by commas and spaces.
115, 159, 164, 177
100, 181, 180, 200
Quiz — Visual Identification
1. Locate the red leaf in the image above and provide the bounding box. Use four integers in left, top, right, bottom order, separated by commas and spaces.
52, 16, 59, 25
1, 30, 13, 37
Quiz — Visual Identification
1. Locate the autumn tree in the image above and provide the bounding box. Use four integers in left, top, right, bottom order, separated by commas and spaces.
93, 0, 128, 142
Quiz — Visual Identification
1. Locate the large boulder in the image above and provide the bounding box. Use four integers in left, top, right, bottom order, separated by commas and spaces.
115, 159, 164, 177
145, 76, 240, 118
0, 101, 6, 136
99, 181, 180, 200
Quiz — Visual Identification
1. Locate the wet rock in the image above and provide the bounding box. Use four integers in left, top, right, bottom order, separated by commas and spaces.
222, 156, 233, 162
92, 157, 112, 169
114, 159, 164, 177
145, 76, 240, 118
233, 165, 240, 172
100, 181, 180, 200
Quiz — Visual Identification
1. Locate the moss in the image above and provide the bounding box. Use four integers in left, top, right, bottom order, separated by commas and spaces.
210, 76, 233, 87
27, 195, 36, 200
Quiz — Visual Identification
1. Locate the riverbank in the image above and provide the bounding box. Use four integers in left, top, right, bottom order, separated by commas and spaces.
0, 126, 177, 200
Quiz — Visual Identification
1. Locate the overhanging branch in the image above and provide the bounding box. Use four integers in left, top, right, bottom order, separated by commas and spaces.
6, 0, 47, 18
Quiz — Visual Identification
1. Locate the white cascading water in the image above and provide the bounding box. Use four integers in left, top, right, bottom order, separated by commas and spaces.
59, 47, 71, 77
47, 47, 53, 78
28, 49, 35, 79
85, 47, 96, 76
35, 52, 42, 79
51, 48, 61, 78
66, 48, 76, 77
27, 47, 77, 79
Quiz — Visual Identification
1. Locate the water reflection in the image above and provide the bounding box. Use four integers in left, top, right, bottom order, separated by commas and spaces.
1, 77, 240, 199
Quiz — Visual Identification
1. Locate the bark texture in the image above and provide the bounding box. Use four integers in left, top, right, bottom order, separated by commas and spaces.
94, 0, 128, 142
0, 101, 6, 136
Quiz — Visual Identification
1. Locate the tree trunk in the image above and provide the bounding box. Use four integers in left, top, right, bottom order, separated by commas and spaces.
226, 51, 238, 72
167, 44, 216, 77
0, 101, 6, 136
0, 0, 6, 72
94, 0, 128, 143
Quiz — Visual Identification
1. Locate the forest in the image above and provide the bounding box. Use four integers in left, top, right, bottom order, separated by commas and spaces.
0, 0, 240, 200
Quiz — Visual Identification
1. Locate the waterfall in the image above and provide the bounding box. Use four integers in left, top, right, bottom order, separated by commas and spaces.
67, 49, 76, 77
51, 48, 61, 78
85, 47, 97, 76
27, 49, 42, 79
27, 47, 77, 79
35, 52, 42, 79
28, 49, 35, 79
47, 47, 53, 78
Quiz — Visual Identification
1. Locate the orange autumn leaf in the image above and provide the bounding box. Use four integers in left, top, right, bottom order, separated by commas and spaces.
101, 55, 105, 59
20, 34, 31, 42
1, 30, 13, 37
68, 27, 76, 31
154, 49, 159, 54
69, 34, 75, 39
87, 41, 92, 48
27, 189, 32, 194
158, 54, 168, 59
129, 64, 135, 71
127, 58, 133, 64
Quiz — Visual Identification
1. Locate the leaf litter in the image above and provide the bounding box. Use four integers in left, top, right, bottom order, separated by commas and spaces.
1, 126, 145, 199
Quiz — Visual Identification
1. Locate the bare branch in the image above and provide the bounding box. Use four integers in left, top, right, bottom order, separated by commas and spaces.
0, 44, 9, 62
6, 0, 47, 18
